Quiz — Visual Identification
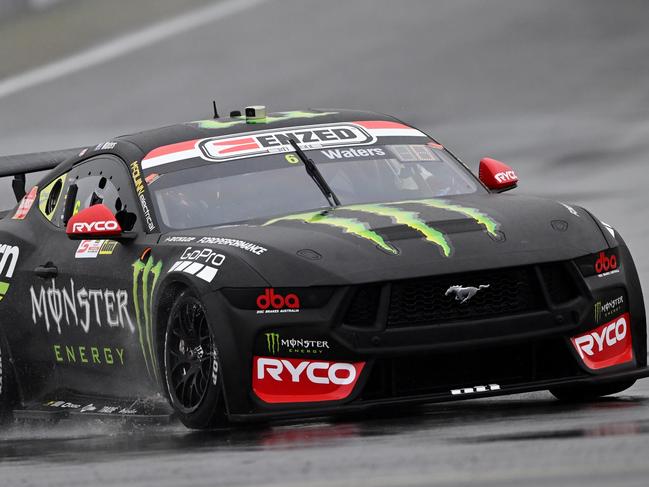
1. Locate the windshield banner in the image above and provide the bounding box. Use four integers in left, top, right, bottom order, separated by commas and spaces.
141, 121, 426, 170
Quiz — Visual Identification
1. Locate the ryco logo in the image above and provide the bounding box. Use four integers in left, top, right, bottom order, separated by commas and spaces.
256, 288, 300, 313
595, 251, 617, 274
494, 171, 517, 183
252, 356, 365, 403
571, 312, 633, 370
72, 221, 120, 233
257, 357, 356, 385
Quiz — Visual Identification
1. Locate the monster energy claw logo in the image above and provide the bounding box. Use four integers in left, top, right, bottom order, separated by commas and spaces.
266, 332, 280, 354
264, 199, 499, 257
133, 254, 163, 380
594, 301, 602, 323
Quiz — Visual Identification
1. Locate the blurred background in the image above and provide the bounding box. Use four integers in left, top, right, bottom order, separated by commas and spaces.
0, 2, 648, 484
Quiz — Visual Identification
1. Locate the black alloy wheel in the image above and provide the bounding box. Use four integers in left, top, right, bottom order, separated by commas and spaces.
164, 291, 226, 428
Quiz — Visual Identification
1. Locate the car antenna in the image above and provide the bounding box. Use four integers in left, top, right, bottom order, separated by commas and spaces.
212, 101, 219, 119
287, 138, 341, 207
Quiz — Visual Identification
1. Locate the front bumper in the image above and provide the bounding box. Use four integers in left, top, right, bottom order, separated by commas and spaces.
228, 366, 649, 423
206, 244, 647, 420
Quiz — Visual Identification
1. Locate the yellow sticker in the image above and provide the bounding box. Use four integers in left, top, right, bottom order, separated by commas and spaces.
38, 174, 67, 221
285, 154, 300, 164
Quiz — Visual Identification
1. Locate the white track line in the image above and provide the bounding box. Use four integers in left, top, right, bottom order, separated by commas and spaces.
0, 0, 268, 100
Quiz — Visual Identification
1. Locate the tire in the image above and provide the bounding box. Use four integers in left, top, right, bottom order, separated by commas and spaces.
163, 291, 228, 429
0, 333, 17, 422
550, 380, 635, 402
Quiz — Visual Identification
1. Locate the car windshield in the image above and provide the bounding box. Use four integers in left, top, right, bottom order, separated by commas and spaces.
148, 144, 481, 230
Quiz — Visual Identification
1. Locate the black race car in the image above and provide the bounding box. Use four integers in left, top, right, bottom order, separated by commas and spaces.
0, 107, 646, 429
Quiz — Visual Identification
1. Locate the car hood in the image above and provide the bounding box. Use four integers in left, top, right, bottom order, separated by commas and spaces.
162, 194, 608, 287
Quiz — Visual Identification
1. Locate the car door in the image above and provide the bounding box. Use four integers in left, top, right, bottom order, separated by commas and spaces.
26, 155, 157, 398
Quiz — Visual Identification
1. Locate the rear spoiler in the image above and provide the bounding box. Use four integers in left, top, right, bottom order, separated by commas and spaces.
0, 148, 84, 202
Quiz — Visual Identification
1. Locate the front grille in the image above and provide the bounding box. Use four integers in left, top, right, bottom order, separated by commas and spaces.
344, 285, 381, 327
387, 266, 542, 327
538, 262, 580, 305
342, 262, 581, 329
360, 338, 581, 400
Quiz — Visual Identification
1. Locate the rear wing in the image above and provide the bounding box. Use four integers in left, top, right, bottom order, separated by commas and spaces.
0, 148, 83, 202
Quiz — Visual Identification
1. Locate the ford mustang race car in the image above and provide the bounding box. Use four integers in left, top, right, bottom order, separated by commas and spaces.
0, 107, 646, 429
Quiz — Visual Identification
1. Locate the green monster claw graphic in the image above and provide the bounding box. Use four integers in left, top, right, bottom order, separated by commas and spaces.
133, 255, 163, 381
264, 211, 398, 254
190, 110, 338, 129
409, 199, 500, 237
346, 204, 451, 257
263, 199, 500, 257
265, 333, 280, 354
0, 281, 9, 301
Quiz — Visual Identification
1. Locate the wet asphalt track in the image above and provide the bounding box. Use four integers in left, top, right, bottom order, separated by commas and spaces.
1, 0, 649, 485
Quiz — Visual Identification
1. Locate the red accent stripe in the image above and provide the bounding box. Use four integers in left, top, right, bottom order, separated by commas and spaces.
143, 139, 199, 160
353, 120, 411, 129
211, 136, 255, 146
217, 142, 259, 155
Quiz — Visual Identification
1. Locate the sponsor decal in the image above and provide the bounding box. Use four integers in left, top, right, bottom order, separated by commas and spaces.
257, 289, 300, 314
264, 332, 330, 355
141, 120, 426, 169
130, 161, 158, 232
39, 175, 67, 221
44, 400, 137, 415
0, 244, 19, 301
445, 284, 490, 304
168, 247, 225, 283
594, 295, 624, 323
571, 313, 633, 370
12, 186, 38, 220
94, 141, 117, 151
53, 344, 125, 366
132, 253, 163, 380
165, 236, 196, 243
595, 250, 618, 277
494, 170, 517, 184
72, 220, 119, 234
198, 123, 375, 162
264, 199, 500, 257
389, 144, 439, 162
320, 147, 386, 160
451, 384, 500, 395
30, 279, 133, 335
195, 236, 267, 255
75, 240, 118, 259
253, 356, 365, 403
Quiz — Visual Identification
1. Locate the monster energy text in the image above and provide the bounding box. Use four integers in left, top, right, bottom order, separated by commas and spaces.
594, 295, 624, 323
265, 333, 330, 355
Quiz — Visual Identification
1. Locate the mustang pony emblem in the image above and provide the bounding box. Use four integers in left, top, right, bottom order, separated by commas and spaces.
445, 284, 490, 304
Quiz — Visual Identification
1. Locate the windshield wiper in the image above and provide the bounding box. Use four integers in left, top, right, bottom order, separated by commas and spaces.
288, 138, 341, 207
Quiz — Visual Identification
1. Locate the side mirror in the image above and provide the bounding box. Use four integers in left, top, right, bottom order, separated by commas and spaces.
66, 204, 133, 240
479, 157, 518, 192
